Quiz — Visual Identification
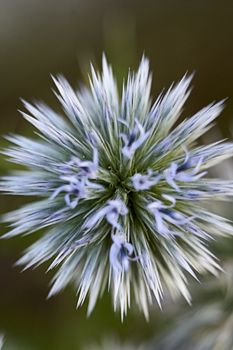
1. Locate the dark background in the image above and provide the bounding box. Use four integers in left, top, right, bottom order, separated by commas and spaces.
0, 0, 233, 349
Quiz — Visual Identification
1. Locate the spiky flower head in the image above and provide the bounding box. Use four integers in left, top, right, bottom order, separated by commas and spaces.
2, 55, 233, 319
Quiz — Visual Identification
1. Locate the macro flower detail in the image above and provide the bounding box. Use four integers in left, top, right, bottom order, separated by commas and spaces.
109, 233, 136, 273
85, 199, 128, 230
2, 55, 233, 320
131, 169, 161, 191
164, 148, 207, 192
120, 119, 149, 158
51, 147, 101, 208
147, 195, 189, 238
51, 176, 87, 209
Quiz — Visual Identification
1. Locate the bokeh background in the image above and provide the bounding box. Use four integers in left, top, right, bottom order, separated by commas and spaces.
0, 0, 233, 349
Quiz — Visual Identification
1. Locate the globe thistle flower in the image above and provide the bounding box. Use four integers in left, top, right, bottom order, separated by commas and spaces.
2, 55, 233, 320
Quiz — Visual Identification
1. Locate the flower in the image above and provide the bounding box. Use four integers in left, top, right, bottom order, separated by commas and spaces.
163, 148, 207, 192
120, 119, 150, 159
131, 169, 161, 191
85, 199, 128, 231
109, 233, 136, 273
147, 195, 191, 238
1, 55, 233, 320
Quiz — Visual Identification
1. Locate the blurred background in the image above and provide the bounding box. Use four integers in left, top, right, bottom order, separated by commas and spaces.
0, 0, 233, 349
